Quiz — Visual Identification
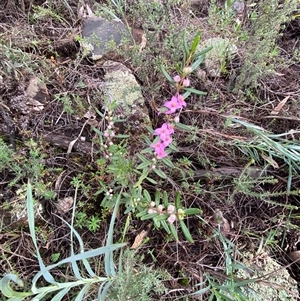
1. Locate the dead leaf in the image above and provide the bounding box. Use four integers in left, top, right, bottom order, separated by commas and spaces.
131, 230, 148, 249
261, 154, 279, 169
139, 34, 147, 53
270, 95, 290, 115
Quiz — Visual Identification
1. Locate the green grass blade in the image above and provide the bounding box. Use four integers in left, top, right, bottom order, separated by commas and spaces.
105, 188, 124, 277
0, 274, 32, 299
182, 87, 207, 95
98, 280, 112, 301
51, 287, 72, 301
26, 181, 55, 285
74, 283, 92, 301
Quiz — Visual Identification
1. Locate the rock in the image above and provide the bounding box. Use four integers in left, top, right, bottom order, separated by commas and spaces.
26, 77, 49, 103
102, 60, 151, 135
1, 187, 43, 228
229, 250, 298, 301
80, 5, 127, 61
196, 37, 237, 77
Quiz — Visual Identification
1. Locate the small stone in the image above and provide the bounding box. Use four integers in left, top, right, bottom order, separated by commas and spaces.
26, 77, 49, 103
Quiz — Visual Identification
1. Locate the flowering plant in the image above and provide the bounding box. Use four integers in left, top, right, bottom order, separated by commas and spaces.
91, 31, 211, 243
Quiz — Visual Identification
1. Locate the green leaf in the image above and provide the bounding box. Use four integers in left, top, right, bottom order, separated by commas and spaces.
189, 30, 201, 56
114, 134, 130, 138
153, 168, 167, 179
175, 192, 181, 209
180, 220, 194, 243
183, 31, 189, 58
143, 189, 151, 203
169, 223, 179, 241
160, 65, 174, 83
182, 90, 192, 99
141, 147, 155, 154
0, 274, 32, 299
141, 213, 159, 220
136, 153, 148, 163
136, 161, 151, 169
168, 143, 179, 152
27, 181, 56, 285
161, 220, 171, 234
162, 191, 168, 207
183, 87, 206, 96
74, 283, 92, 301
146, 177, 157, 184
51, 287, 72, 301
153, 217, 160, 228
175, 122, 193, 131
184, 208, 202, 215
190, 55, 205, 71
161, 157, 175, 168
155, 190, 161, 204
194, 46, 213, 58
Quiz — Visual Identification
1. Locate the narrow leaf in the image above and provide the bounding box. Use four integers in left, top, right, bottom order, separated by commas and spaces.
146, 177, 157, 184
160, 65, 174, 83
153, 168, 167, 179
190, 55, 205, 71
183, 31, 189, 57
161, 220, 171, 234
189, 31, 201, 56
175, 122, 193, 131
136, 161, 151, 169
183, 87, 207, 95
161, 157, 175, 168
169, 223, 179, 241
143, 189, 151, 203
180, 220, 194, 243
27, 181, 55, 285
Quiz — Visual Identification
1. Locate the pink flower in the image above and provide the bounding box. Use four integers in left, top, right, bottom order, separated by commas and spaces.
157, 204, 164, 213
150, 140, 165, 150
167, 214, 177, 224
164, 96, 182, 114
166, 123, 174, 134
162, 135, 172, 147
148, 208, 156, 214
176, 94, 187, 107
154, 122, 174, 140
183, 78, 190, 87
155, 147, 168, 159
173, 75, 181, 83
167, 204, 175, 214
164, 95, 186, 114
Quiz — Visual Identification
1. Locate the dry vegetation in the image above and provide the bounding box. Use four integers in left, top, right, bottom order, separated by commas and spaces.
0, 0, 300, 300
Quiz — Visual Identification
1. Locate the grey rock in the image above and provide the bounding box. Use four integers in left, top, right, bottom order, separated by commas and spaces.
228, 250, 298, 301
196, 37, 237, 77
80, 5, 127, 60
102, 60, 151, 135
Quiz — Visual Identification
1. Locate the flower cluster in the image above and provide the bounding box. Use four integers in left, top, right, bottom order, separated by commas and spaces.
150, 75, 190, 159
150, 122, 174, 159
147, 202, 185, 224
148, 202, 177, 224
101, 110, 116, 159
